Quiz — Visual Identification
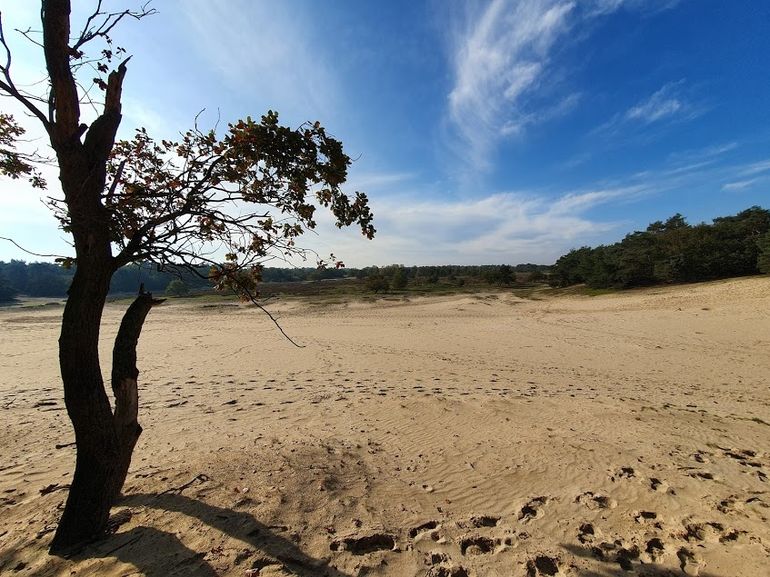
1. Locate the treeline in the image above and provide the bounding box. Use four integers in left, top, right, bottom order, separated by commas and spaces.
0, 261, 354, 302
0, 261, 212, 301
0, 258, 551, 302
550, 206, 770, 289
356, 263, 549, 293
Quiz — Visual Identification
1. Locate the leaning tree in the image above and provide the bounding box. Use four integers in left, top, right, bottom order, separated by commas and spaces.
0, 1, 374, 553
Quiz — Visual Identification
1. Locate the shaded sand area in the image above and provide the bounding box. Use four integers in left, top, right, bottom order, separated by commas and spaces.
1, 277, 769, 576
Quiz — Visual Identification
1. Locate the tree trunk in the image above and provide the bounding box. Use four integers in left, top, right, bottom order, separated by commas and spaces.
38, 0, 138, 556
110, 289, 164, 502
50, 262, 117, 555
50, 282, 162, 555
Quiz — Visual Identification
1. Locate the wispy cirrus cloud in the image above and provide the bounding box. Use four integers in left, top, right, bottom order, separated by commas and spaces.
445, 0, 578, 171
443, 0, 682, 175
593, 81, 707, 138
738, 158, 770, 177
625, 81, 701, 124
722, 178, 759, 192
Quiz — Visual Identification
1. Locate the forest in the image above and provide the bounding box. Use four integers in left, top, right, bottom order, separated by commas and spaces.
550, 206, 770, 289
0, 260, 548, 302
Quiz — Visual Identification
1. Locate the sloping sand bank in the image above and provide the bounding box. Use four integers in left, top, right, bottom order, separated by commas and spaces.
1, 277, 769, 576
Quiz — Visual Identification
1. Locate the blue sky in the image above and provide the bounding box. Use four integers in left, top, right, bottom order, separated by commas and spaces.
1, 0, 769, 266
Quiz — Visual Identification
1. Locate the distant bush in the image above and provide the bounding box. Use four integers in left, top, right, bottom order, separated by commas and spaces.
165, 279, 190, 297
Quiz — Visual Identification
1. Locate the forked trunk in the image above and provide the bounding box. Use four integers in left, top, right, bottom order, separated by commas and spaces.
110, 289, 164, 501
50, 282, 160, 555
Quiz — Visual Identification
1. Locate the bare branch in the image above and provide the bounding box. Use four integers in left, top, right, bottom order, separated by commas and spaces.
0, 14, 50, 129
13, 26, 45, 50
71, 2, 157, 54
237, 283, 305, 348
0, 236, 69, 259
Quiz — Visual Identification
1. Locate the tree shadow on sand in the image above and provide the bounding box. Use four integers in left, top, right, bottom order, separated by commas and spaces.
68, 492, 354, 577
561, 543, 727, 577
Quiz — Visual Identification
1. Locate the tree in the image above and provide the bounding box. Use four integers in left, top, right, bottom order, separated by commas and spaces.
390, 265, 408, 290
0, 271, 17, 302
164, 278, 189, 297
485, 264, 513, 286
0, 1, 374, 553
758, 231, 770, 274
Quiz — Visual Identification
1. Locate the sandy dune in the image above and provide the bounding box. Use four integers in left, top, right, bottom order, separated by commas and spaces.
1, 277, 769, 576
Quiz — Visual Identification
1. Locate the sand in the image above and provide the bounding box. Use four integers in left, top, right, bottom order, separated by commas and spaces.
1, 276, 769, 577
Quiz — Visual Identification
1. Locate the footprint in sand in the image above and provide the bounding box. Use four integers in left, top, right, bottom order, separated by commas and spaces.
329, 533, 396, 555
643, 537, 666, 563
425, 565, 469, 577
408, 520, 439, 539
688, 470, 718, 481
649, 477, 669, 492
633, 510, 661, 527
575, 491, 617, 510
459, 536, 496, 556
526, 555, 561, 576
682, 520, 748, 544
468, 515, 500, 528
611, 466, 636, 481
519, 496, 550, 521
677, 547, 704, 576
577, 522, 600, 544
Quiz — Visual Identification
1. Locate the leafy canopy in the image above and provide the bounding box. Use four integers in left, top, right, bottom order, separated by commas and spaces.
48, 111, 375, 292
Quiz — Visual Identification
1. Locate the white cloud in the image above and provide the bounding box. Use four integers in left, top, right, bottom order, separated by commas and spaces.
739, 158, 770, 177
722, 179, 758, 192
446, 0, 578, 171
309, 182, 644, 267
443, 0, 682, 174
309, 143, 770, 267
625, 82, 687, 123
667, 142, 739, 164
591, 81, 707, 142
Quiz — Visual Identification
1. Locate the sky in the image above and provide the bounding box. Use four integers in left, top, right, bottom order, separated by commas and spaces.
1, 0, 769, 267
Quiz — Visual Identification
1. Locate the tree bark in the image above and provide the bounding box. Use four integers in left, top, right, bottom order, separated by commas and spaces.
41, 0, 134, 554
110, 288, 164, 502
50, 262, 117, 555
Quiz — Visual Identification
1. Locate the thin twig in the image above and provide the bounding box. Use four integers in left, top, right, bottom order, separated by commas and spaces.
0, 236, 68, 259
238, 284, 305, 348
159, 473, 210, 495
